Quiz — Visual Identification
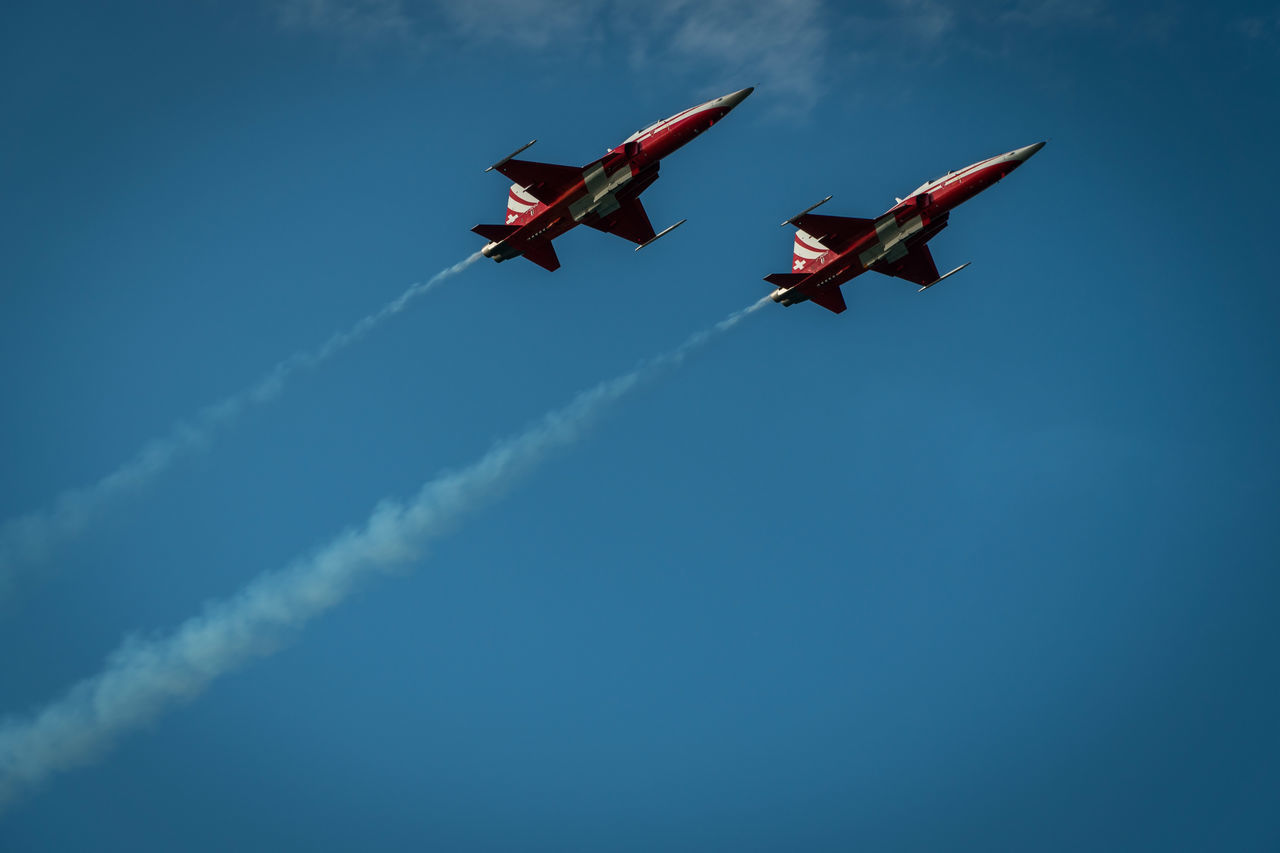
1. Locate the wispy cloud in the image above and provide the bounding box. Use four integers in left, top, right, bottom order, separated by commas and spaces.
269, 0, 827, 112
1231, 12, 1280, 45
0, 253, 481, 599
630, 0, 828, 111
276, 0, 1184, 101
996, 0, 1113, 29
276, 0, 418, 45
0, 296, 768, 810
439, 0, 601, 49
884, 0, 958, 42
847, 0, 1118, 54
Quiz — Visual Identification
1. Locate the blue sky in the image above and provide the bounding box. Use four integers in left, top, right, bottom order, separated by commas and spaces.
2, 0, 1279, 849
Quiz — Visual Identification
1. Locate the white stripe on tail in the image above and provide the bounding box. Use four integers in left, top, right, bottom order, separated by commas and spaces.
792, 230, 830, 272
506, 184, 546, 225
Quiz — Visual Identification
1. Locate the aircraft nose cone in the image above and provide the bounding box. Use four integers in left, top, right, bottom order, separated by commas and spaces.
720, 87, 754, 109
1012, 141, 1046, 161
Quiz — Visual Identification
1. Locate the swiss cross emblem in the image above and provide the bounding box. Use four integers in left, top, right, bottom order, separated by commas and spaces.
506, 213, 517, 224
793, 258, 806, 270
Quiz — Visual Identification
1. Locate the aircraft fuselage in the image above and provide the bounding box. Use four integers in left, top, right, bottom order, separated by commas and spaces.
774, 142, 1045, 306
478, 88, 753, 266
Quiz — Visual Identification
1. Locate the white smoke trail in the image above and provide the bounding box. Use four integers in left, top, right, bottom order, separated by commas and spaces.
0, 295, 769, 811
0, 253, 482, 596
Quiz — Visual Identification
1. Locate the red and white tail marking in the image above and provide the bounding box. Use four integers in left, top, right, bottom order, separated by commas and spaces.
506, 184, 546, 225
792, 229, 830, 272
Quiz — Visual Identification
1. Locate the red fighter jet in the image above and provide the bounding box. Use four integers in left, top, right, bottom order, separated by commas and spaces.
765, 142, 1046, 313
472, 87, 754, 271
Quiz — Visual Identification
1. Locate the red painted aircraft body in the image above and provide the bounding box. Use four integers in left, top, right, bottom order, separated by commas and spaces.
472, 88, 754, 271
765, 142, 1046, 313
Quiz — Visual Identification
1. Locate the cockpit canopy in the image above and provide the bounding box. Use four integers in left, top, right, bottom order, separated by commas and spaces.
623, 119, 661, 144
908, 170, 952, 198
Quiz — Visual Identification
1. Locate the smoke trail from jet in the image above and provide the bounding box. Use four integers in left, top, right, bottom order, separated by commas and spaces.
0, 253, 482, 597
0, 295, 769, 810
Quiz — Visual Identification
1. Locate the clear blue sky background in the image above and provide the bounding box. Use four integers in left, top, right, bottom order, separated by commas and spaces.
3, 1, 1279, 849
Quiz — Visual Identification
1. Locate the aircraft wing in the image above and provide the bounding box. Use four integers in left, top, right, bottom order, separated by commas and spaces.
494, 159, 582, 204
873, 243, 941, 287
583, 197, 657, 246
790, 213, 875, 253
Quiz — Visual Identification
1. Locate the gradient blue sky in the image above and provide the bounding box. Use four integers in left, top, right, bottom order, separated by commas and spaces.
3, 1, 1279, 849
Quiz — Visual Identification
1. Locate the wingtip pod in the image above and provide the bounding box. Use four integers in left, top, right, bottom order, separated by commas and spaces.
484, 139, 537, 172
782, 195, 832, 227
635, 219, 687, 251
917, 262, 970, 292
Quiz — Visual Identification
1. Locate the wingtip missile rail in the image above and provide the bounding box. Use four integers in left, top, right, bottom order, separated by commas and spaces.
484, 139, 537, 173
781, 195, 833, 227
635, 219, 687, 252
917, 262, 971, 293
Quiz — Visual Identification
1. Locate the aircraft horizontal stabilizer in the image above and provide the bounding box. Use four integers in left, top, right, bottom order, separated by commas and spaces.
762, 273, 847, 314
807, 286, 847, 314
764, 273, 807, 288
471, 223, 519, 243
521, 241, 561, 272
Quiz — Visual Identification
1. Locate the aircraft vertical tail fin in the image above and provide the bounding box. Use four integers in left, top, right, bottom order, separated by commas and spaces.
792, 230, 831, 273
506, 183, 547, 226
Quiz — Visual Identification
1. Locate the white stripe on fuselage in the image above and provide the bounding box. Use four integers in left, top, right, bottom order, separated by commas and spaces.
621, 100, 720, 145
906, 149, 1020, 199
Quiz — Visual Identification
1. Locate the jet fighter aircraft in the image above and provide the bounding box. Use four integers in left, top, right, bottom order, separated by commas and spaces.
764, 142, 1046, 313
472, 88, 754, 271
